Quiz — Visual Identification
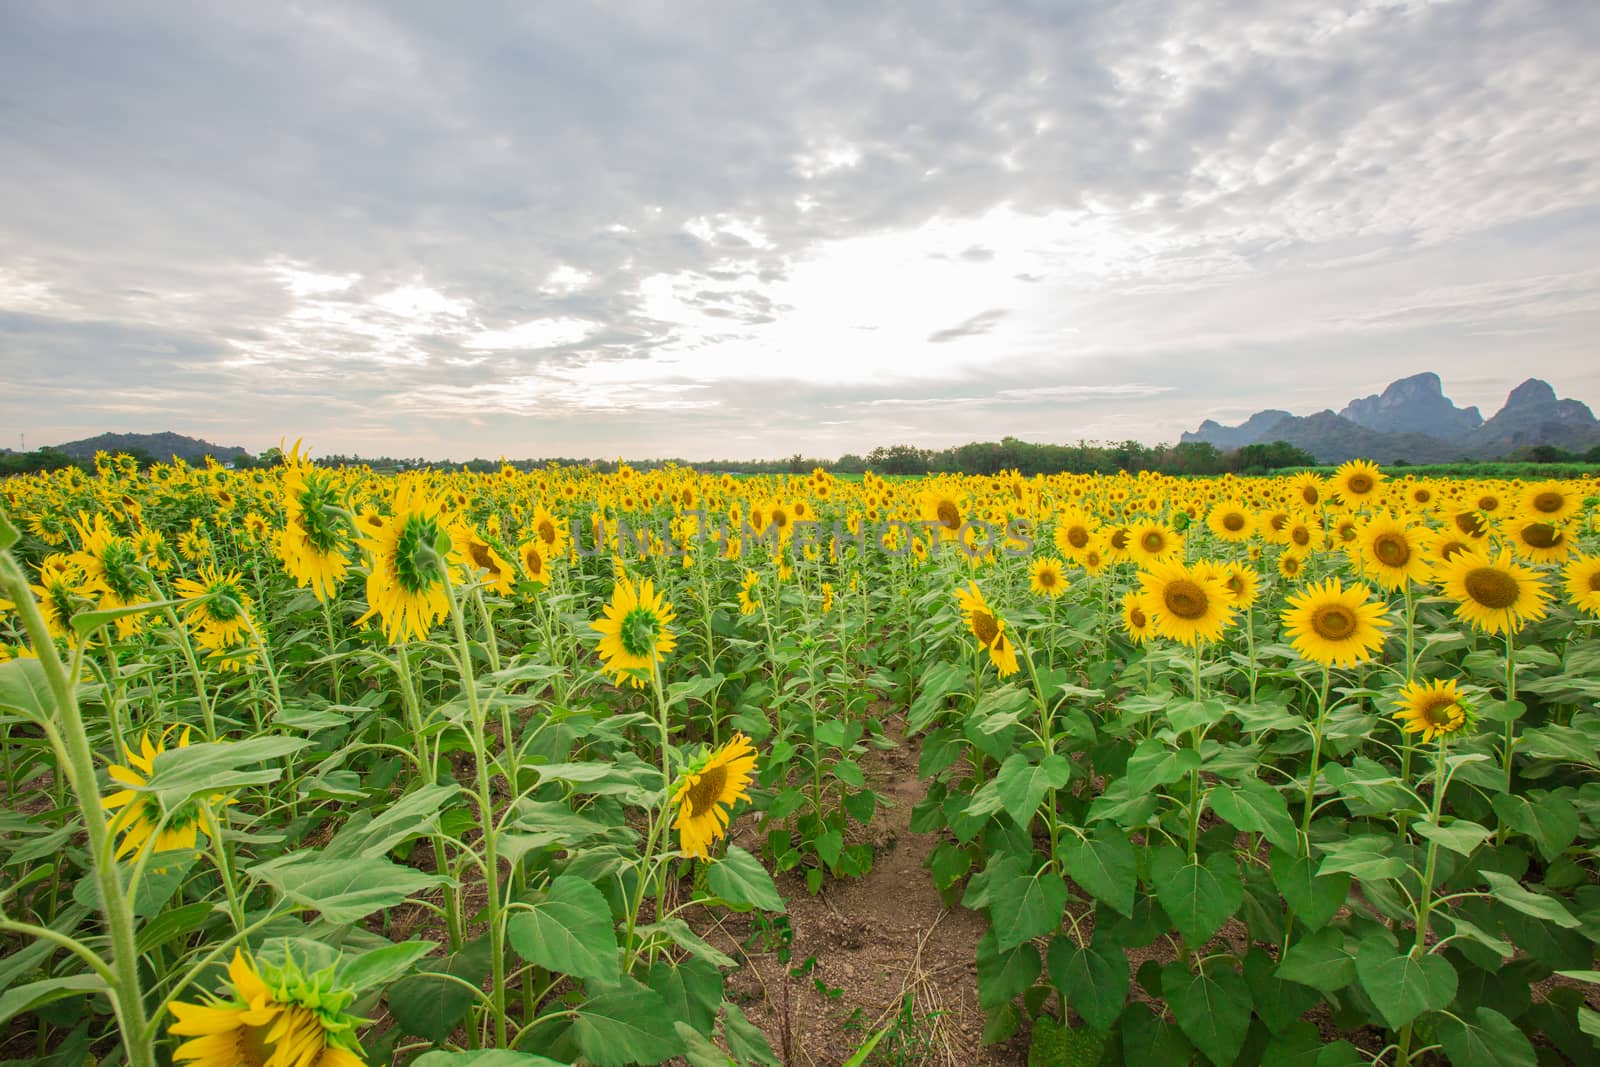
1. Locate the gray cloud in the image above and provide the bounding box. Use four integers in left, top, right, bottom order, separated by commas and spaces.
1, 0, 1598, 459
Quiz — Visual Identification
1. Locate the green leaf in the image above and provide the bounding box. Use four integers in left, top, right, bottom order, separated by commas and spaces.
995, 752, 1072, 827
377, 935, 492, 1043
0, 508, 18, 550
989, 859, 1067, 952
1059, 828, 1136, 918
1045, 934, 1127, 1032
1492, 793, 1580, 863
1243, 948, 1319, 1035
1411, 817, 1491, 857
705, 846, 785, 913
70, 597, 188, 636
1162, 962, 1252, 1067
1120, 1001, 1193, 1065
0, 658, 53, 723
1168, 698, 1228, 733
412, 1054, 566, 1067
1269, 849, 1349, 932
506, 875, 620, 985
144, 736, 312, 809
328, 783, 460, 859
1481, 871, 1580, 928
976, 930, 1041, 1010
647, 956, 723, 1036
1276, 927, 1355, 994
1315, 835, 1406, 882
635, 917, 737, 969
1210, 778, 1297, 852
722, 1002, 781, 1065
1122, 738, 1198, 795
249, 852, 448, 925
335, 940, 435, 993
1151, 848, 1242, 946
571, 978, 685, 1067
1435, 1006, 1537, 1067
1354, 938, 1457, 1031
675, 1022, 735, 1067
0, 974, 106, 1029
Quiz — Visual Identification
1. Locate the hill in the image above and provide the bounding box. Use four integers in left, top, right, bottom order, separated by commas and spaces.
1183, 375, 1599, 464
52, 432, 251, 464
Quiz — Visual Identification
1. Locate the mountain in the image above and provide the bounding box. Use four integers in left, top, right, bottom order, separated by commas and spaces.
1337, 372, 1482, 440
52, 432, 251, 464
1181, 410, 1291, 450
1178, 374, 1599, 464
1466, 378, 1600, 455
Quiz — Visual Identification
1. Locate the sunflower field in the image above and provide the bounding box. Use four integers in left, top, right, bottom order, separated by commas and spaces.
1, 449, 1599, 1067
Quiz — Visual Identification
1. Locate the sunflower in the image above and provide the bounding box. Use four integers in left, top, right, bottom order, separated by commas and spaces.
1428, 529, 1476, 571
357, 484, 464, 644
1208, 560, 1259, 610
104, 728, 227, 860
1289, 472, 1327, 511
738, 569, 762, 615
1521, 481, 1580, 523
1283, 514, 1320, 554
591, 576, 678, 688
1276, 551, 1305, 582
1128, 520, 1182, 565
167, 948, 368, 1067
277, 450, 351, 602
528, 504, 569, 558
456, 527, 516, 595
1333, 459, 1384, 505
1503, 514, 1573, 564
69, 512, 151, 635
1437, 548, 1550, 635
1121, 591, 1153, 645
820, 581, 835, 613
1562, 555, 1600, 616
1447, 508, 1490, 541
1137, 559, 1235, 646
1354, 516, 1431, 590
1206, 501, 1255, 543
517, 540, 552, 586
1053, 507, 1103, 562
1392, 678, 1474, 743
174, 566, 254, 654
29, 554, 86, 640
672, 733, 759, 860
1281, 577, 1392, 667
1029, 557, 1069, 599
953, 582, 1020, 677
919, 489, 965, 541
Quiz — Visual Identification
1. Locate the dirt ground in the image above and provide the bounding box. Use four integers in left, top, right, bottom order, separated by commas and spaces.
688, 716, 1030, 1067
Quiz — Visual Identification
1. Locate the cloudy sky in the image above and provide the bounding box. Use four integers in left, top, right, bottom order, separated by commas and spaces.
3, 0, 1599, 461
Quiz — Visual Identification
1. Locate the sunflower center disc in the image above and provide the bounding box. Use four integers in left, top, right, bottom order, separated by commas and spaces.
1311, 604, 1355, 639
1375, 535, 1409, 567
1454, 512, 1485, 536
1110, 529, 1129, 550
1464, 567, 1520, 609
686, 764, 728, 814
1589, 572, 1600, 592
1348, 475, 1372, 494
1223, 514, 1245, 531
1142, 532, 1164, 553
1521, 523, 1561, 549
620, 607, 661, 657
1067, 526, 1089, 548
1301, 487, 1319, 506
1532, 492, 1562, 514
1292, 528, 1310, 547
971, 610, 1000, 646
1164, 580, 1208, 619
936, 500, 960, 530
1423, 698, 1460, 728
1477, 496, 1499, 512
1129, 605, 1148, 628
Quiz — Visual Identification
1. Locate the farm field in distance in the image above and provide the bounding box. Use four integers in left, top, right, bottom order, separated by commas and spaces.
2, 450, 1598, 1067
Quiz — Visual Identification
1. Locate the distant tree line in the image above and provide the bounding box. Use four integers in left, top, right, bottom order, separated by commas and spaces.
8, 435, 1598, 479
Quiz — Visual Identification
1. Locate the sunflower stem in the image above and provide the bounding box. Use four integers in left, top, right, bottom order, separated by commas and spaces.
440, 563, 509, 1046
1300, 666, 1332, 850
1497, 627, 1518, 845
0, 540, 157, 1067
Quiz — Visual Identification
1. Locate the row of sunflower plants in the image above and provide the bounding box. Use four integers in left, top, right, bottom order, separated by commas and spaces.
0, 459, 799, 1066
904, 465, 1600, 1067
